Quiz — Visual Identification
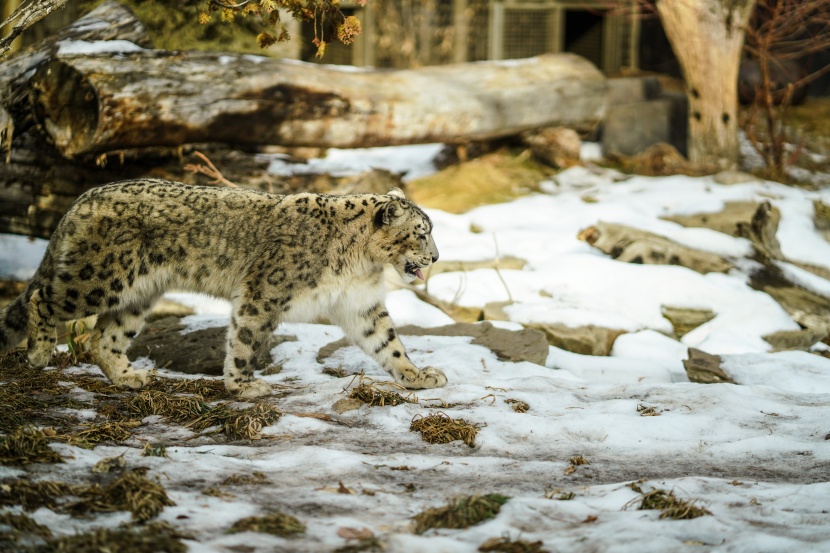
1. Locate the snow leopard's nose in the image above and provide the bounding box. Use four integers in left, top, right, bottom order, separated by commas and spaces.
432, 252, 439, 263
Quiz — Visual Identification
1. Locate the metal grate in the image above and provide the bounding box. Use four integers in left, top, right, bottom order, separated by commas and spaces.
503, 8, 550, 59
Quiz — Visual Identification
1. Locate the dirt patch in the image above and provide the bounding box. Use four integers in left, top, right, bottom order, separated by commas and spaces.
407, 149, 551, 213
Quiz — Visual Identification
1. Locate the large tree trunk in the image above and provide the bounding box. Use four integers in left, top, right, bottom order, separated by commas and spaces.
31, 51, 607, 157
656, 0, 756, 169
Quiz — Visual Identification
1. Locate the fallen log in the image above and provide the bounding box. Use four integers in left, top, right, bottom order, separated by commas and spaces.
0, 1, 150, 135
0, 1, 155, 239
31, 51, 607, 157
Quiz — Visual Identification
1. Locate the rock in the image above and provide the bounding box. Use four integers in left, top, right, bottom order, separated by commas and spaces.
523, 127, 582, 169
660, 306, 716, 338
127, 316, 295, 376
482, 301, 512, 322
662, 201, 760, 236
579, 221, 734, 274
736, 201, 784, 260
763, 328, 829, 351
683, 348, 734, 384
317, 322, 550, 367
813, 200, 830, 231
607, 143, 707, 177
146, 298, 195, 322
527, 323, 625, 356
606, 76, 661, 106
602, 99, 673, 157
400, 322, 550, 366
713, 170, 758, 185
813, 200, 830, 244
659, 91, 689, 157
316, 337, 351, 365
332, 398, 364, 414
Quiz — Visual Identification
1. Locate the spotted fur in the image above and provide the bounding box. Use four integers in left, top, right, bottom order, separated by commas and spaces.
0, 179, 446, 398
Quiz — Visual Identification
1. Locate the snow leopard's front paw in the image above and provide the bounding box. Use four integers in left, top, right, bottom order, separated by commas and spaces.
228, 378, 273, 399
111, 368, 151, 390
401, 366, 448, 389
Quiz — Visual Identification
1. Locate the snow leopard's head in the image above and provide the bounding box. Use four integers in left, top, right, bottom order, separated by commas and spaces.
370, 188, 438, 283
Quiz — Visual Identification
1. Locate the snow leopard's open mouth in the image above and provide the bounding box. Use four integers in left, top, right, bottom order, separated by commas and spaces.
405, 261, 425, 281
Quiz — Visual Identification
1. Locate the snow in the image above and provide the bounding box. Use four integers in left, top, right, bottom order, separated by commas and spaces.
56, 39, 146, 56
2, 144, 830, 551
264, 143, 445, 181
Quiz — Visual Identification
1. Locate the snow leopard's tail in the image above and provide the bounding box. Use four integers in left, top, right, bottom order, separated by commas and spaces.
0, 289, 29, 352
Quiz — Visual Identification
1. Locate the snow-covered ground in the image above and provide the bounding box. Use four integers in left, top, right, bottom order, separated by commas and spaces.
1, 145, 829, 552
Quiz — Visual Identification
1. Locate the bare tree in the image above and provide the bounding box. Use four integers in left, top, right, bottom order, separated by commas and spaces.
0, 0, 70, 59
654, 0, 757, 170
742, 0, 830, 181
1, 0, 364, 61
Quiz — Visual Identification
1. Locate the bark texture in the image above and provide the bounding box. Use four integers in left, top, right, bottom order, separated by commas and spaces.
1, 1, 151, 134
0, 1, 153, 239
656, 0, 757, 168
31, 52, 607, 157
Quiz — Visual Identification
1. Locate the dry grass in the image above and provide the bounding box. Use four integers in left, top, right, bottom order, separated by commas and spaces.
323, 366, 349, 378
91, 455, 127, 474
412, 494, 509, 534
127, 389, 210, 423
0, 511, 53, 539
408, 149, 549, 214
58, 420, 142, 449
144, 376, 228, 401
505, 399, 529, 413
0, 351, 87, 433
186, 401, 282, 440
221, 471, 269, 486
347, 375, 418, 407
127, 389, 281, 440
32, 520, 189, 553
479, 536, 548, 552
0, 479, 78, 511
229, 511, 306, 537
564, 455, 590, 476
636, 404, 661, 417
141, 443, 168, 457
333, 536, 385, 553
544, 488, 576, 500
0, 426, 63, 466
627, 487, 712, 520
410, 412, 481, 448
70, 470, 175, 522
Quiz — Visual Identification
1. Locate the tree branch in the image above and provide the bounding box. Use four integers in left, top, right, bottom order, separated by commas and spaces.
0, 0, 70, 60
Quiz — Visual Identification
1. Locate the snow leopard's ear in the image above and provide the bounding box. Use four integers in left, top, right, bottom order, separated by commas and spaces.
387, 187, 406, 199
375, 198, 406, 227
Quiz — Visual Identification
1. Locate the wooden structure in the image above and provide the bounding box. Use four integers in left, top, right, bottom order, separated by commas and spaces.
302, 0, 638, 73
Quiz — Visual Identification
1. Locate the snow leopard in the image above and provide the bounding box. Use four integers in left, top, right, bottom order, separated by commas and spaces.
0, 179, 447, 398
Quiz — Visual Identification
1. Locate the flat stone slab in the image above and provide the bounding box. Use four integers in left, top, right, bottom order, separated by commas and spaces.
317, 322, 550, 367
127, 316, 295, 376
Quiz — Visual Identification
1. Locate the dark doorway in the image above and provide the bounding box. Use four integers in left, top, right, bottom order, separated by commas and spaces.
564, 10, 604, 69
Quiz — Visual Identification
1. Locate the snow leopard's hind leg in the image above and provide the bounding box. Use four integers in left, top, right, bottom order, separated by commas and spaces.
223, 291, 278, 398
90, 298, 157, 389
27, 288, 57, 369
